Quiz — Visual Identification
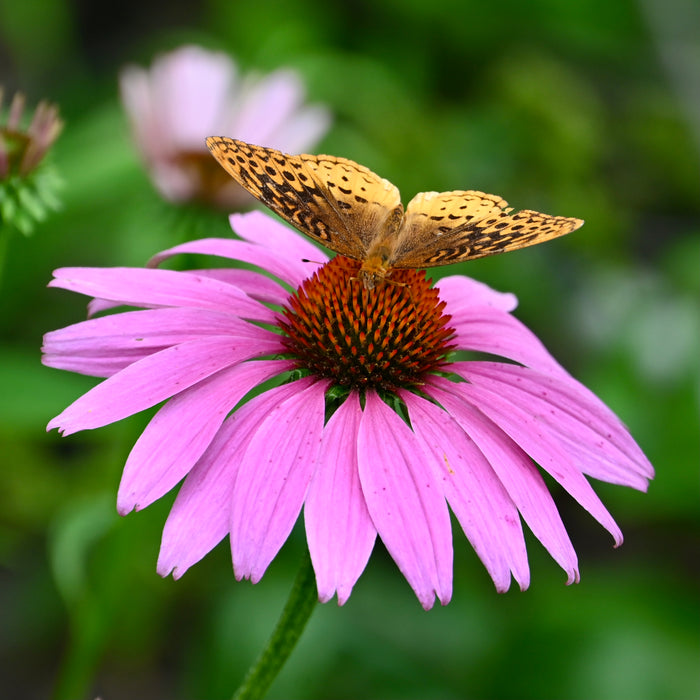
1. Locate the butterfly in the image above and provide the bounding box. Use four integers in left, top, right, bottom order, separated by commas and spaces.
206, 136, 584, 289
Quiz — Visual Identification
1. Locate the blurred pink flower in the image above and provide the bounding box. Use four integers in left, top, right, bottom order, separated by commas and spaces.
43, 211, 653, 609
120, 46, 330, 208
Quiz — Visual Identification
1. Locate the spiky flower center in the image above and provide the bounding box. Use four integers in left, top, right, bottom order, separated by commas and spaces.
279, 256, 456, 391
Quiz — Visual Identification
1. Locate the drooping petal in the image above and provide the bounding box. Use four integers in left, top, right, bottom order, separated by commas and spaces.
448, 307, 569, 379
426, 379, 580, 584
42, 307, 264, 377
118, 359, 294, 515
434, 275, 518, 313
157, 378, 316, 578
231, 380, 328, 584
434, 373, 624, 547
358, 392, 453, 610
305, 392, 377, 605
400, 390, 530, 592
47, 335, 282, 436
459, 362, 654, 489
49, 267, 274, 323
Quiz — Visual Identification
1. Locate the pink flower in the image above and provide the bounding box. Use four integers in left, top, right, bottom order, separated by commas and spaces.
43, 211, 653, 610
119, 46, 330, 208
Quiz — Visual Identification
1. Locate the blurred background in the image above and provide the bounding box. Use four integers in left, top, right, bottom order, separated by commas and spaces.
1, 0, 698, 698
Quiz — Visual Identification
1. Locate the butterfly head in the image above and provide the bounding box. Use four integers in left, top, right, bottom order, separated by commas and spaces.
357, 250, 393, 290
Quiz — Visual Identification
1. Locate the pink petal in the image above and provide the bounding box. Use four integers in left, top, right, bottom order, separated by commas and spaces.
157, 378, 316, 578
460, 362, 654, 489
434, 275, 518, 313
118, 359, 294, 515
426, 380, 580, 584
448, 307, 569, 378
147, 218, 325, 290
230, 211, 329, 267
42, 307, 260, 377
358, 392, 453, 610
400, 391, 530, 592
231, 380, 328, 583
305, 392, 377, 605
436, 372, 624, 547
47, 335, 282, 436
191, 269, 289, 305
49, 267, 274, 323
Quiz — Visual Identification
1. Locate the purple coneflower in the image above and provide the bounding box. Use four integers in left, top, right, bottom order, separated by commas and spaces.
119, 46, 330, 208
44, 211, 653, 609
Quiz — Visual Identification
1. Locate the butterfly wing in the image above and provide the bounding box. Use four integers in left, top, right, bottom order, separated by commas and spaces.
392, 190, 583, 268
206, 136, 401, 260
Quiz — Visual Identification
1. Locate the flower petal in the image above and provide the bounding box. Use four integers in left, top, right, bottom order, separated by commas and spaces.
49, 267, 274, 323
448, 307, 569, 378
118, 359, 294, 515
358, 392, 453, 610
147, 215, 325, 290
400, 391, 530, 592
231, 380, 328, 584
190, 269, 290, 305
437, 372, 624, 546
42, 307, 261, 377
157, 378, 315, 578
434, 275, 518, 313
305, 392, 377, 605
426, 380, 580, 584
47, 334, 282, 435
230, 211, 329, 267
460, 362, 654, 489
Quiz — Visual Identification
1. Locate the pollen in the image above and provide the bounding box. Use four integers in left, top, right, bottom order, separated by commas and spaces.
279, 256, 456, 391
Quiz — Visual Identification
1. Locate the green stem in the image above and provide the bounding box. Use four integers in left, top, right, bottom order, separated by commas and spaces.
232, 550, 318, 700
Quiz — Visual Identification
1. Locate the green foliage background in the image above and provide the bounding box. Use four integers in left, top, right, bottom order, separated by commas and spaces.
1, 1, 698, 698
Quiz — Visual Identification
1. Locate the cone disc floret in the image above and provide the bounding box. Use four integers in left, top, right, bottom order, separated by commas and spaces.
280, 256, 456, 391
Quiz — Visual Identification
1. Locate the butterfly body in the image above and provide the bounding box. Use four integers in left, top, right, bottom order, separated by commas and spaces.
206, 137, 584, 290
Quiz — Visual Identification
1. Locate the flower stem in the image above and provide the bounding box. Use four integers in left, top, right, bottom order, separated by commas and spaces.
232, 550, 318, 700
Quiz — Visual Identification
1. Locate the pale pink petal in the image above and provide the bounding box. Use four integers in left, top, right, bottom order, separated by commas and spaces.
426, 379, 580, 584
119, 67, 161, 161
434, 275, 518, 313
400, 391, 530, 592
461, 362, 654, 488
49, 267, 275, 322
358, 392, 453, 610
157, 378, 315, 578
437, 372, 624, 547
448, 307, 569, 378
47, 335, 281, 435
305, 392, 377, 605
231, 380, 328, 584
118, 359, 294, 515
229, 69, 306, 144
268, 104, 331, 155
150, 46, 236, 150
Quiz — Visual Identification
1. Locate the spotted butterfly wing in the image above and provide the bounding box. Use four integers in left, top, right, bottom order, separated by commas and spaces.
205, 136, 401, 260
391, 190, 584, 268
